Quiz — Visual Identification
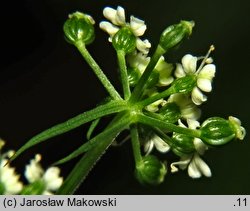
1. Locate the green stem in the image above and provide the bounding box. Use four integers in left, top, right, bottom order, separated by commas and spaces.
129, 45, 165, 102
57, 113, 131, 194
87, 118, 100, 140
10, 100, 127, 162
137, 113, 201, 137
75, 41, 122, 100
130, 124, 142, 167
137, 86, 175, 108
54, 114, 130, 165
117, 50, 131, 100
152, 127, 174, 147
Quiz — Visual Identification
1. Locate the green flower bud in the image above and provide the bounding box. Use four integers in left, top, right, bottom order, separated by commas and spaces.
200, 117, 236, 146
135, 155, 167, 185
63, 11, 95, 45
158, 102, 181, 123
127, 67, 141, 87
112, 27, 136, 53
171, 75, 196, 94
172, 133, 195, 156
159, 20, 194, 52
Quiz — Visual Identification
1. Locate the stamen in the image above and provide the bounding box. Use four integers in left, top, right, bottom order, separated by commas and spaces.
196, 45, 215, 74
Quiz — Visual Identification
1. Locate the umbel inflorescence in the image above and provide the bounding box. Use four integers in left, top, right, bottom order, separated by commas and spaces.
6, 6, 246, 194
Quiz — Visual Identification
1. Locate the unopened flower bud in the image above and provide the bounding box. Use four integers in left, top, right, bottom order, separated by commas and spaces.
63, 12, 95, 45
172, 133, 195, 156
112, 27, 136, 53
159, 20, 194, 52
200, 117, 236, 145
171, 75, 196, 94
135, 155, 167, 185
127, 67, 141, 87
158, 102, 181, 123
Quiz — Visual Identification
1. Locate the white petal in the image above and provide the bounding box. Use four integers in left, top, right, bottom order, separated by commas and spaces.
171, 156, 191, 173
182, 54, 197, 74
24, 154, 44, 183
144, 140, 154, 155
187, 119, 200, 129
197, 78, 212, 92
103, 7, 117, 23
153, 135, 170, 153
158, 76, 174, 86
199, 64, 216, 80
193, 138, 208, 155
130, 16, 146, 36
5, 182, 23, 194
188, 159, 202, 178
191, 87, 207, 105
178, 119, 187, 128
181, 105, 201, 120
193, 154, 212, 177
175, 63, 186, 78
0, 164, 23, 194
116, 6, 126, 25
156, 58, 174, 86
43, 167, 63, 191
205, 57, 213, 64
99, 21, 119, 36
145, 99, 162, 112
103, 6, 126, 26
136, 38, 151, 54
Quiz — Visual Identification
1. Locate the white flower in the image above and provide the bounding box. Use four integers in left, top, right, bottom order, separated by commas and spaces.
0, 143, 23, 194
144, 88, 166, 112
127, 51, 150, 74
168, 93, 201, 120
144, 134, 170, 155
175, 45, 216, 105
99, 6, 151, 54
170, 119, 211, 178
25, 154, 63, 194
155, 57, 174, 87
171, 152, 212, 178
127, 52, 174, 88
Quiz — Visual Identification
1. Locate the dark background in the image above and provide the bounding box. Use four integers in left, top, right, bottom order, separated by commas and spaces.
0, 0, 250, 194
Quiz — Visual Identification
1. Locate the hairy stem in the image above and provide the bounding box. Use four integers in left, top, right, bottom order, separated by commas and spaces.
117, 50, 131, 100
76, 41, 122, 100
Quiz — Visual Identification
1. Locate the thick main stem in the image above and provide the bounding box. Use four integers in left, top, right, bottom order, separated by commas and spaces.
76, 41, 122, 100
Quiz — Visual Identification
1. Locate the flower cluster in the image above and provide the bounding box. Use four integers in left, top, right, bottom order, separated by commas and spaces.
5, 5, 245, 194
99, 6, 245, 180
100, 6, 151, 54
0, 139, 63, 195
